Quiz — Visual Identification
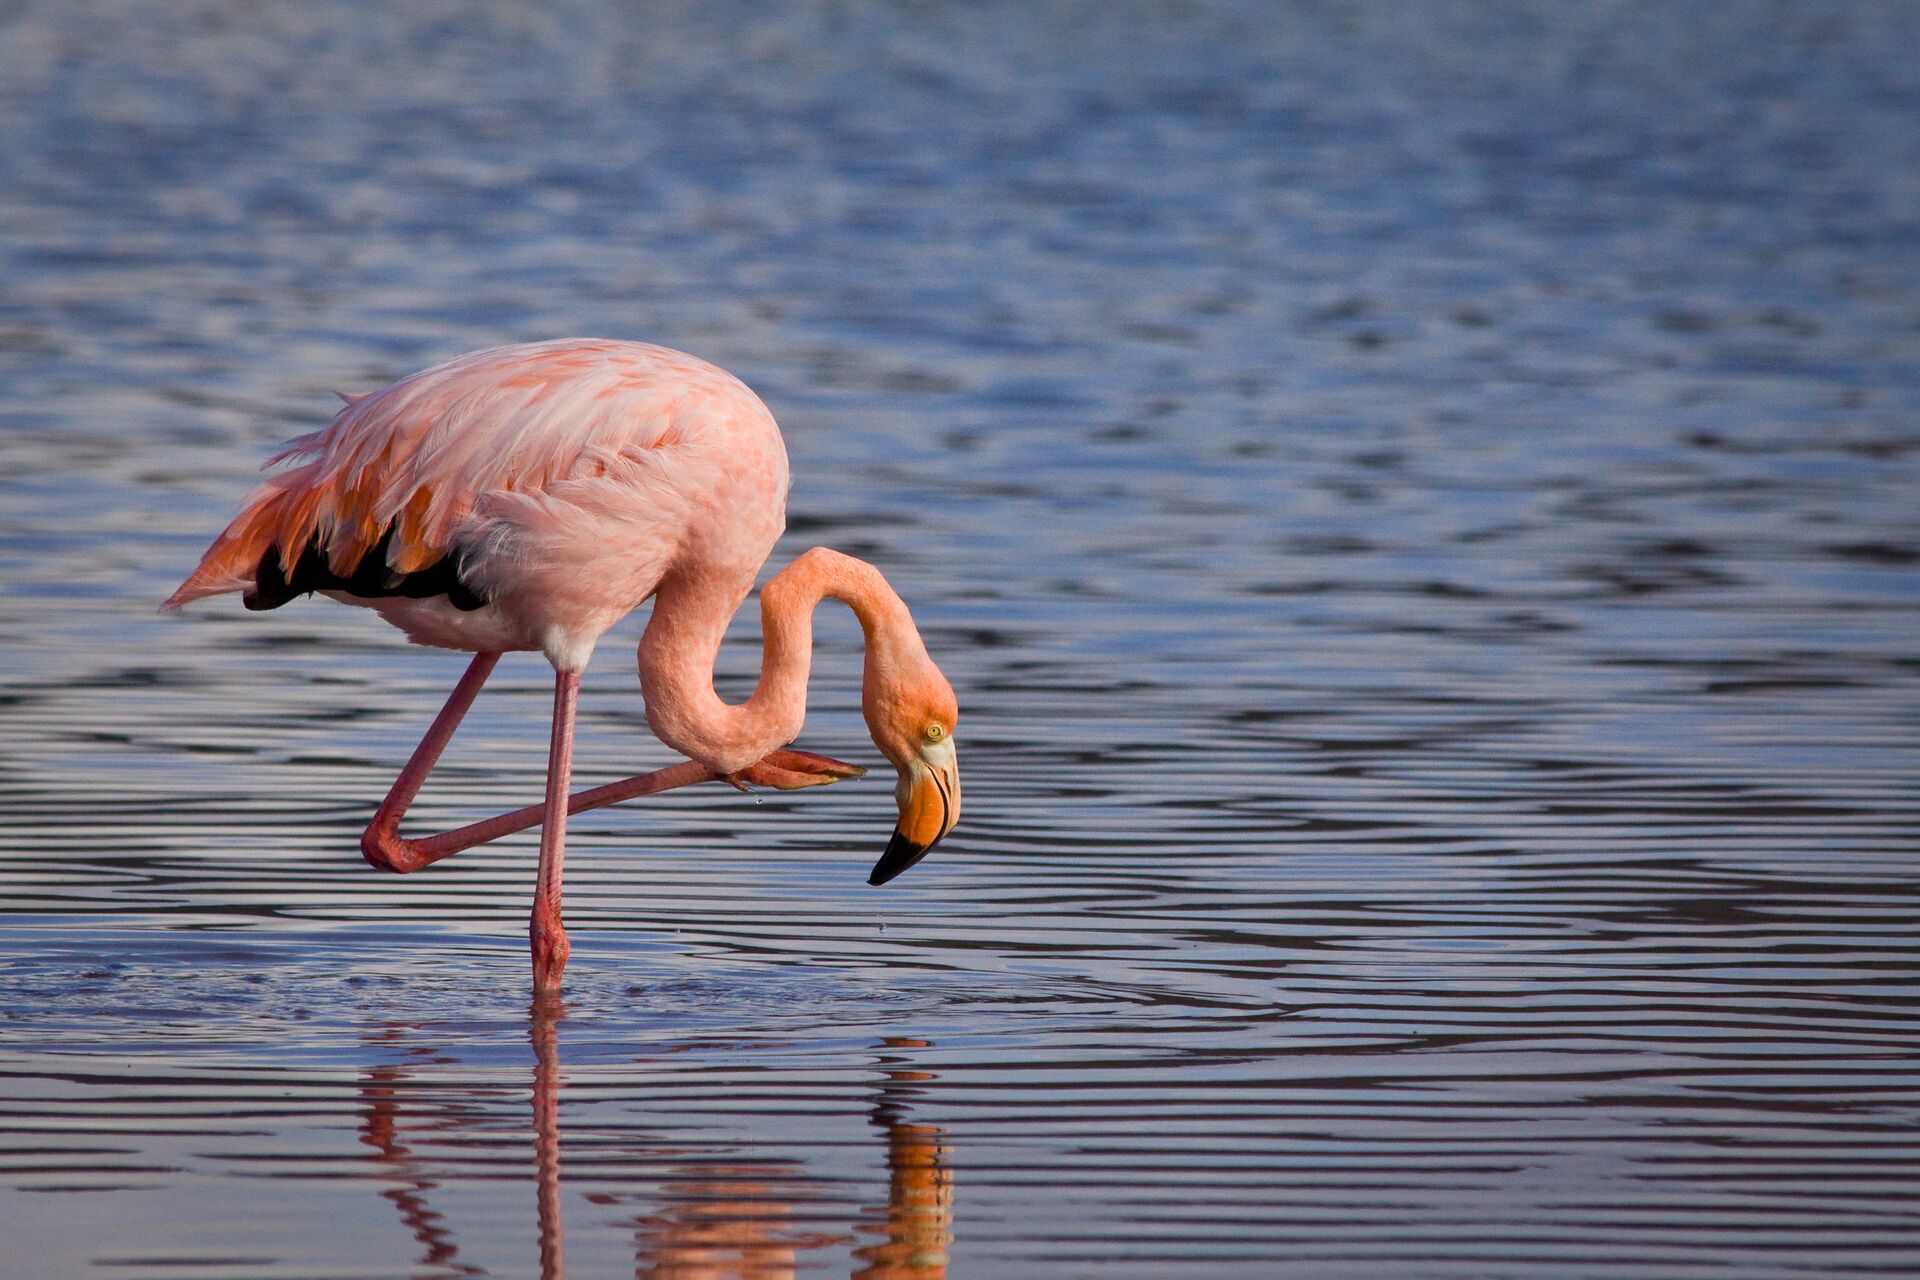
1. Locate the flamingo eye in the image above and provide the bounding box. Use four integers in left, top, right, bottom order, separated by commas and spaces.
924, 723, 945, 743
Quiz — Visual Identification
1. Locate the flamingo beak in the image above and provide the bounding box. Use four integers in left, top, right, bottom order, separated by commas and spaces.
869, 737, 960, 886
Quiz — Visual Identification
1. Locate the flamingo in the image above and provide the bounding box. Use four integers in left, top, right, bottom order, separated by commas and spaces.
164, 339, 961, 991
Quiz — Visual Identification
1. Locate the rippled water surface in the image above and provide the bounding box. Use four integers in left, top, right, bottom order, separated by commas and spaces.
4, 2, 1920, 1276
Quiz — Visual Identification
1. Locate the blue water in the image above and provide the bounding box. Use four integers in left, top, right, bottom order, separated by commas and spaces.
2, 2, 1919, 1276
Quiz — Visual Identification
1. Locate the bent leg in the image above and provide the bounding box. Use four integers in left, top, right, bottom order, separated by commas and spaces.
357, 651, 868, 879
369, 747, 865, 876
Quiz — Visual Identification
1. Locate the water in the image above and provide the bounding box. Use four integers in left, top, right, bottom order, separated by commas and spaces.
3, 2, 1919, 1276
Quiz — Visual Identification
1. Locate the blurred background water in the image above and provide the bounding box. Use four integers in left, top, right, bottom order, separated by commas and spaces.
2, 1, 1919, 1276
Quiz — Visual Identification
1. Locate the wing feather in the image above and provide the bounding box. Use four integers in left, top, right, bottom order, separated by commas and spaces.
163, 339, 752, 611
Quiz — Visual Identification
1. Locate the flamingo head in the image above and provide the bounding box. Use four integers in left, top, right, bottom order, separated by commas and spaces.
863, 658, 961, 886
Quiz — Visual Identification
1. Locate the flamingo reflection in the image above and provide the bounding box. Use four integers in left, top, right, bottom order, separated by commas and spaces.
356, 1024, 487, 1277
854, 1037, 952, 1280
604, 1029, 952, 1279
533, 995, 566, 1279
358, 1009, 951, 1278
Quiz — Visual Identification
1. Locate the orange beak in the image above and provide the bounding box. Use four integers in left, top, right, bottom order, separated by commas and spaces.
869, 738, 960, 886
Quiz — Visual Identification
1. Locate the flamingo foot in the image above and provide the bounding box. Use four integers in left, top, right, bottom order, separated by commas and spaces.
531, 913, 570, 991
740, 748, 868, 790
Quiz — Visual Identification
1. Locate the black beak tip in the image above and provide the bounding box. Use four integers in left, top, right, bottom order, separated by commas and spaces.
868, 831, 938, 886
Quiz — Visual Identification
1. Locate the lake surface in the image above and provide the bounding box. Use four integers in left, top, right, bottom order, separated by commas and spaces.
3, 2, 1919, 1276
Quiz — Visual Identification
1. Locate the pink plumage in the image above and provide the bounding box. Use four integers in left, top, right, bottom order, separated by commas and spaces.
165, 338, 788, 670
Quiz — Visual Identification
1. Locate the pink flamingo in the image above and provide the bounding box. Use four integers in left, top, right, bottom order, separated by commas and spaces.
165, 339, 961, 991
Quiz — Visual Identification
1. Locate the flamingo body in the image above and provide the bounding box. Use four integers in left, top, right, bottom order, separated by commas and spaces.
166, 339, 789, 671
167, 339, 961, 992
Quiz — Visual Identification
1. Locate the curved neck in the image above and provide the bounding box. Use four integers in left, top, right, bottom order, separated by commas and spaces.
637, 548, 923, 774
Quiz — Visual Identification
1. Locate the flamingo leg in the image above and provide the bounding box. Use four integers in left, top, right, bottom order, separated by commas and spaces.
530, 671, 579, 991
